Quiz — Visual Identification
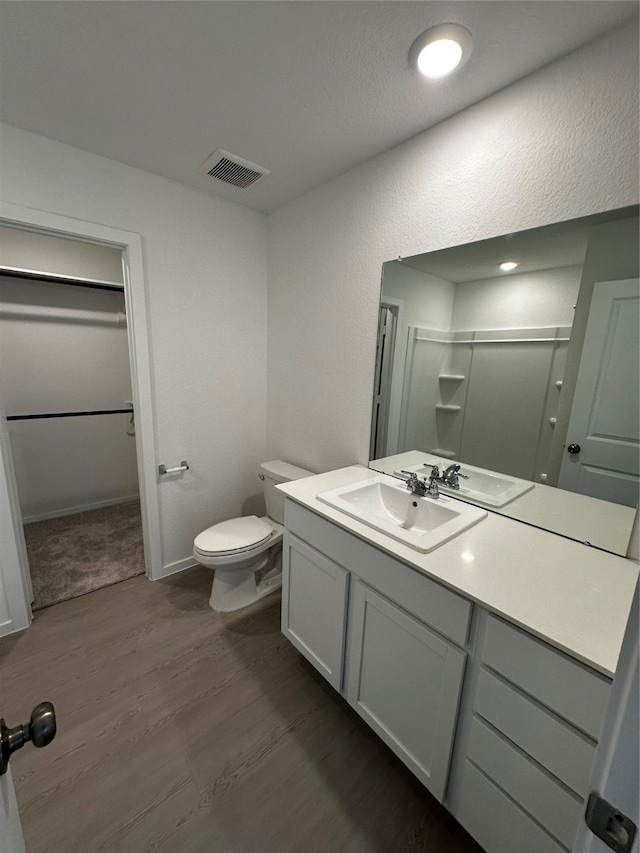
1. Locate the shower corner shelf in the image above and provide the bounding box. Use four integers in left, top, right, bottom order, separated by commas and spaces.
435, 404, 462, 412
439, 374, 465, 382
431, 448, 457, 459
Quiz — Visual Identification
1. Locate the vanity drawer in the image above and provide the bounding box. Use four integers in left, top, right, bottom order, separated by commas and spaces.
483, 615, 611, 738
467, 717, 583, 850
457, 761, 565, 853
285, 499, 472, 647
474, 669, 596, 797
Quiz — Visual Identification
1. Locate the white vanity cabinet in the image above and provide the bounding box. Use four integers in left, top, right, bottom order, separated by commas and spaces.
282, 500, 472, 802
277, 469, 634, 853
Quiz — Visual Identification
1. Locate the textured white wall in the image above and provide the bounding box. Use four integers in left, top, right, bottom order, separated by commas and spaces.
0, 124, 268, 569
267, 25, 639, 474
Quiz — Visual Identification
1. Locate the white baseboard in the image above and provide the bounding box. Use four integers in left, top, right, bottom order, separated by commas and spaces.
153, 556, 200, 580
22, 493, 141, 525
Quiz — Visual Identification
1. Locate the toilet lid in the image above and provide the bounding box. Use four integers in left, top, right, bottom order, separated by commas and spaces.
194, 516, 273, 556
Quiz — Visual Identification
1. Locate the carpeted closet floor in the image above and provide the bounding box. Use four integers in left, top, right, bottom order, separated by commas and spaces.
24, 500, 145, 610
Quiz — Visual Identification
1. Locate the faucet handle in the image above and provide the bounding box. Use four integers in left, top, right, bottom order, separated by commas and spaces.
402, 471, 421, 490
426, 479, 440, 497
422, 462, 441, 477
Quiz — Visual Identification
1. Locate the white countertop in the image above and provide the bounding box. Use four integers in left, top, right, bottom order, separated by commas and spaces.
278, 466, 639, 678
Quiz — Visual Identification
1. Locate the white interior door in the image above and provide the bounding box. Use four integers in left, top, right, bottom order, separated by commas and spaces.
559, 279, 639, 506
1, 701, 56, 853
0, 767, 27, 853
0, 395, 32, 637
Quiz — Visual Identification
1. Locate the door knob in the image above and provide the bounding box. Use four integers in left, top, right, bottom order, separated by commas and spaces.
0, 702, 56, 775
567, 443, 581, 454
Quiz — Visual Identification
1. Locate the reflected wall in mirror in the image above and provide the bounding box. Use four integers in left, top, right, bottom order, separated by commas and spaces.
369, 206, 639, 556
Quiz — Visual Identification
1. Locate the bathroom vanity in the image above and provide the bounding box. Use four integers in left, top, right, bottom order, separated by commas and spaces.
277, 466, 639, 853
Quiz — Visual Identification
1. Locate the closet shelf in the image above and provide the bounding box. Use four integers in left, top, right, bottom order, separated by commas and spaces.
439, 374, 465, 381
431, 448, 457, 459
435, 404, 462, 413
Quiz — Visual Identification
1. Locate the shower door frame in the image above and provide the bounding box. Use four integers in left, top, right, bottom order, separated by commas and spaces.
0, 202, 162, 633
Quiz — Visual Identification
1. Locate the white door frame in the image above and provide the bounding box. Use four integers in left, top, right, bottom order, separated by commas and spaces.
380, 296, 407, 458
0, 202, 162, 633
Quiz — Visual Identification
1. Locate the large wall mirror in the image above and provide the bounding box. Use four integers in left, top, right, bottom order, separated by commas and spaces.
369, 206, 639, 556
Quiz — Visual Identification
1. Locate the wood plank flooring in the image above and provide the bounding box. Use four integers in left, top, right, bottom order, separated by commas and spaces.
0, 568, 485, 853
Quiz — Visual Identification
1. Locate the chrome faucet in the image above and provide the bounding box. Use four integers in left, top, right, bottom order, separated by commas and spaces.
402, 470, 440, 498
438, 462, 469, 490
442, 463, 461, 488
403, 472, 428, 496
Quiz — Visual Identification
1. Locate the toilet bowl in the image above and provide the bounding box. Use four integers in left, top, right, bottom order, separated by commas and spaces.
193, 460, 313, 612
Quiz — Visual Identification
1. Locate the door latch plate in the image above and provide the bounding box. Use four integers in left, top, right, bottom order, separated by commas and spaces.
585, 792, 637, 853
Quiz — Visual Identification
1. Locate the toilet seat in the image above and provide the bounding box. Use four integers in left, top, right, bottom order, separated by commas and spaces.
194, 515, 274, 557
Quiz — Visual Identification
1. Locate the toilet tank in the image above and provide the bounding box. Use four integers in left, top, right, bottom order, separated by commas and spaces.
260, 460, 314, 525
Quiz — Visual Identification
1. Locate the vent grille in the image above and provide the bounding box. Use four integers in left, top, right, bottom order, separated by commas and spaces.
199, 149, 270, 189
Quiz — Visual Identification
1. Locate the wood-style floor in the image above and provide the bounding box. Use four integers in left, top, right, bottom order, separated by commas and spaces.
0, 567, 484, 853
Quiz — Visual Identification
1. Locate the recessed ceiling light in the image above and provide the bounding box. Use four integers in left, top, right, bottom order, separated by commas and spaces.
500, 261, 519, 271
409, 24, 473, 79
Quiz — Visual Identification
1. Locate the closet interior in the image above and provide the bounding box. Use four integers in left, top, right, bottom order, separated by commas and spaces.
0, 226, 144, 609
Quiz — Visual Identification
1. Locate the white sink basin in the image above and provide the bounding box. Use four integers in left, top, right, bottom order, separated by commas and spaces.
394, 460, 534, 508
317, 475, 486, 552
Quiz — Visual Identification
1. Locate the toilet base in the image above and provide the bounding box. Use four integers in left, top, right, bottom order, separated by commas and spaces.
209, 545, 283, 612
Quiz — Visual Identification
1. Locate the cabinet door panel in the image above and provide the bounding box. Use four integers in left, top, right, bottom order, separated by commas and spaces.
346, 581, 466, 801
281, 534, 349, 690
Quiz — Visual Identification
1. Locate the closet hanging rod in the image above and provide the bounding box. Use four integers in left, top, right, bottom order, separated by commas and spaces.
0, 265, 124, 293
7, 407, 133, 421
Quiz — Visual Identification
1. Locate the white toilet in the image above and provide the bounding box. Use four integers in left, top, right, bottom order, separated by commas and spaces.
193, 460, 313, 612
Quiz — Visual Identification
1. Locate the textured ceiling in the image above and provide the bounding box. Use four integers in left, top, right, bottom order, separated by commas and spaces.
0, 1, 637, 213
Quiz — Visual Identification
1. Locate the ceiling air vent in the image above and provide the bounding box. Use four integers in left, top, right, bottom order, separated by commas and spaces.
199, 149, 270, 189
